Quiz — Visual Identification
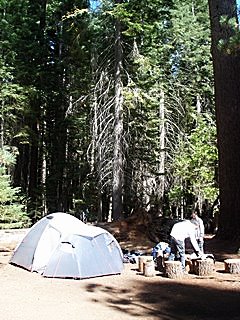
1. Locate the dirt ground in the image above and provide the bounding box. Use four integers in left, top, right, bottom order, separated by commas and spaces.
0, 229, 239, 320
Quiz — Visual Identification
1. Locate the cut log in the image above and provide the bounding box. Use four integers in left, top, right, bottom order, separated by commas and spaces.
224, 259, 240, 274
193, 259, 214, 276
138, 256, 153, 273
144, 260, 155, 277
164, 261, 184, 279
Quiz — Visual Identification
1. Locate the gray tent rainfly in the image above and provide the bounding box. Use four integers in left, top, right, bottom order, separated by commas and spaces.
10, 212, 124, 279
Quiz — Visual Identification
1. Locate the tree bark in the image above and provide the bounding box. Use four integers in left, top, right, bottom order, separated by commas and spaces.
112, 1, 124, 220
208, 0, 240, 240
164, 261, 184, 279
193, 259, 214, 276
224, 259, 240, 274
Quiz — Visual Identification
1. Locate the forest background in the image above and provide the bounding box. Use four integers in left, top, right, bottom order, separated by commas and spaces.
0, 0, 239, 240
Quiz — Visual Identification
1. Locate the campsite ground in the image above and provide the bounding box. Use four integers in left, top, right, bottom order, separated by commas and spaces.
0, 228, 239, 320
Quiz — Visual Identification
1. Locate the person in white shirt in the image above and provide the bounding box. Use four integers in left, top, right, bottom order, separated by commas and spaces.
191, 210, 205, 253
168, 219, 201, 271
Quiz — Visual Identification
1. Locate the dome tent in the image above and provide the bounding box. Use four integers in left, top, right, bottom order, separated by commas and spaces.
10, 212, 123, 279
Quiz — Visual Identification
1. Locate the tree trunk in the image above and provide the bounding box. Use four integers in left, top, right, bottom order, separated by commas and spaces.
208, 0, 240, 240
112, 2, 124, 220
158, 90, 165, 199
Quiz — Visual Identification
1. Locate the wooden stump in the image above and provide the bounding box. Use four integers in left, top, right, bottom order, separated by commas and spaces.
164, 261, 184, 279
224, 259, 240, 274
144, 260, 155, 277
138, 256, 153, 273
193, 259, 214, 276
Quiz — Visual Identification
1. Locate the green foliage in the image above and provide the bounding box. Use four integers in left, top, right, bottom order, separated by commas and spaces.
0, 0, 32, 146
0, 0, 218, 221
0, 147, 30, 229
0, 60, 28, 142
86, 0, 216, 214
169, 113, 218, 207
170, 0, 214, 99
218, 15, 240, 55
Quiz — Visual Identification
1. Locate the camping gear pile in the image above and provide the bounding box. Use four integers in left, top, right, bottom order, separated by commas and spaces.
122, 249, 145, 264
10, 212, 123, 279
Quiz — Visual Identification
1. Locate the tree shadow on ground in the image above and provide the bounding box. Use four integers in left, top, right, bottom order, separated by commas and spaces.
83, 236, 240, 319
85, 277, 240, 320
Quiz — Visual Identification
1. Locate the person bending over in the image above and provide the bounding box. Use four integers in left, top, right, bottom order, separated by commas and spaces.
168, 219, 201, 271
